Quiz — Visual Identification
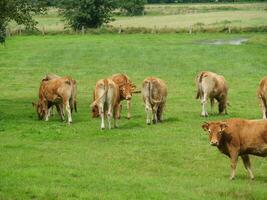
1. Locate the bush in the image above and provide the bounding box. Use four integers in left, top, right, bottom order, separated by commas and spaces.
118, 0, 146, 16
59, 0, 116, 30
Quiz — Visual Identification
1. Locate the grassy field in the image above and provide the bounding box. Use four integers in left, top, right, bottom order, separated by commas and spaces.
0, 33, 267, 199
8, 2, 267, 33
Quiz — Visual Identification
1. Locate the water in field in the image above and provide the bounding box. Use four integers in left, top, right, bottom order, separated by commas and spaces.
199, 38, 248, 45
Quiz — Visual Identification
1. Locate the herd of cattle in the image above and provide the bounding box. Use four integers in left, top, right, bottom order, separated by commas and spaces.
32, 71, 267, 180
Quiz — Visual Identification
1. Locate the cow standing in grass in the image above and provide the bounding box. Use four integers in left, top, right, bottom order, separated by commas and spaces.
202, 119, 267, 180
92, 73, 137, 119
142, 77, 167, 125
43, 73, 78, 114
111, 73, 136, 119
258, 76, 267, 119
196, 71, 228, 117
33, 76, 76, 124
91, 78, 120, 130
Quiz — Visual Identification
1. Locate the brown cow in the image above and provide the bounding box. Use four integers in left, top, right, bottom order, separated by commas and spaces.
258, 76, 267, 119
196, 71, 228, 117
33, 76, 75, 124
202, 118, 267, 180
91, 78, 120, 130
142, 77, 167, 125
42, 73, 77, 113
111, 73, 136, 119
92, 73, 137, 119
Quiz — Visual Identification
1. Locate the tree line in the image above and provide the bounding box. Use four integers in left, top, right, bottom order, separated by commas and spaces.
1, 0, 266, 44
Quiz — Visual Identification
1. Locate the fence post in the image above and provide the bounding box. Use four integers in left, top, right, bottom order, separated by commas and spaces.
82, 26, 85, 35
42, 26, 45, 36
228, 26, 231, 34
189, 26, 192, 34
118, 25, 122, 34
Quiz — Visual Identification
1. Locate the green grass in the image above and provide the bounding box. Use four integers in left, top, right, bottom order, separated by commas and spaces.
0, 33, 267, 199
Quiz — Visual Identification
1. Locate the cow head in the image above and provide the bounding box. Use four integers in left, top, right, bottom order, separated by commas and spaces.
202, 121, 228, 146
120, 83, 136, 100
32, 100, 47, 120
92, 105, 99, 118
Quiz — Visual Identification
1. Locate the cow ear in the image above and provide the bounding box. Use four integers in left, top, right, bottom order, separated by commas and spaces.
220, 122, 228, 132
202, 122, 209, 132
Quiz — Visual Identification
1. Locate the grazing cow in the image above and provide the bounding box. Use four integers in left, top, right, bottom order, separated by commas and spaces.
196, 71, 228, 117
202, 119, 267, 180
33, 77, 75, 124
142, 77, 167, 125
111, 73, 136, 119
258, 77, 267, 119
42, 73, 77, 113
91, 78, 120, 130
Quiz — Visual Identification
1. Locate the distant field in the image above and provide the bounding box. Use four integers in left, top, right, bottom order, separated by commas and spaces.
0, 33, 267, 199
7, 3, 267, 33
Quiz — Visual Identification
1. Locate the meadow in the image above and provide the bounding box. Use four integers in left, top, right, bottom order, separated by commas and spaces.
0, 33, 267, 199
8, 2, 267, 33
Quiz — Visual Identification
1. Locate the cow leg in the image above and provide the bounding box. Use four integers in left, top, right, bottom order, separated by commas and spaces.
114, 104, 120, 128
152, 105, 159, 124
157, 104, 165, 122
262, 103, 267, 119
56, 104, 64, 121
65, 101, 72, 124
229, 152, 238, 180
99, 105, 105, 130
201, 94, 208, 117
107, 106, 113, 130
210, 98, 215, 114
145, 101, 152, 125
118, 103, 122, 119
127, 100, 131, 120
241, 155, 254, 180
45, 105, 52, 121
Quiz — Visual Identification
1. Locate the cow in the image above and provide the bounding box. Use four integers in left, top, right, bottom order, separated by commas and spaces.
42, 73, 77, 113
196, 71, 228, 117
92, 73, 137, 119
110, 73, 136, 119
258, 76, 267, 119
202, 118, 267, 180
91, 78, 120, 130
33, 76, 76, 124
142, 77, 167, 125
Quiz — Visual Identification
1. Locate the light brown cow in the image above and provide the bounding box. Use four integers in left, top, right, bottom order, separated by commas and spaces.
258, 76, 267, 119
91, 78, 120, 130
142, 77, 167, 125
111, 73, 136, 119
42, 73, 77, 113
202, 118, 267, 180
33, 77, 75, 124
196, 71, 228, 117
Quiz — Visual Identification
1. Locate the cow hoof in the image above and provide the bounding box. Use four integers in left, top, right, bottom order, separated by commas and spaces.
152, 120, 157, 124
229, 177, 235, 180
127, 117, 131, 120
101, 127, 105, 130
146, 122, 151, 125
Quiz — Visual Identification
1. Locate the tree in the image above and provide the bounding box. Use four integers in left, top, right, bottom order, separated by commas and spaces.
118, 0, 147, 16
59, 0, 116, 30
0, 0, 46, 44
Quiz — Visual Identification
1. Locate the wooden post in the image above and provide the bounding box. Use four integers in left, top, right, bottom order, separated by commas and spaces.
228, 26, 231, 33
42, 26, 45, 36
189, 26, 192, 34
153, 25, 156, 34
118, 25, 122, 34
19, 28, 22, 36
82, 26, 85, 35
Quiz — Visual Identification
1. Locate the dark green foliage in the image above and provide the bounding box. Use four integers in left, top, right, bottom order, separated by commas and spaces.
59, 0, 116, 30
118, 0, 147, 16
0, 0, 46, 44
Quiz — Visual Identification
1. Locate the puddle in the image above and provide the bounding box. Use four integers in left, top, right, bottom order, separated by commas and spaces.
199, 38, 248, 45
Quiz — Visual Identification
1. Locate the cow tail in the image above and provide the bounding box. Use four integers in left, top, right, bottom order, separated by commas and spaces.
90, 79, 109, 108
149, 80, 162, 104
196, 72, 205, 99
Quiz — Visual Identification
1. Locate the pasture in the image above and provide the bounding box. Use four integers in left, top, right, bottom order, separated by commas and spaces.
0, 33, 267, 199
7, 2, 267, 33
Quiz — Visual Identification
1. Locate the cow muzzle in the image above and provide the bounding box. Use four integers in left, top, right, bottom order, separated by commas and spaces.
125, 95, 132, 100
210, 141, 219, 146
